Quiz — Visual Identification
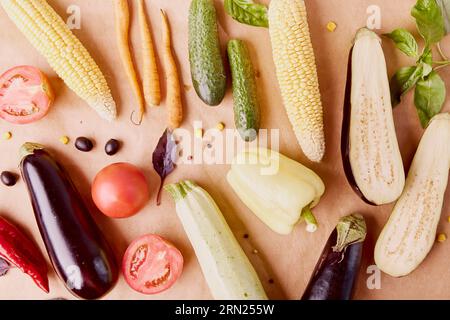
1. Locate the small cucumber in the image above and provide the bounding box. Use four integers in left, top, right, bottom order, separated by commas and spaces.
188, 0, 226, 106
227, 39, 261, 141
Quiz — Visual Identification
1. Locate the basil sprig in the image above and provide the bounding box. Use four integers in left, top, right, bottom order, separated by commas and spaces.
388, 0, 450, 127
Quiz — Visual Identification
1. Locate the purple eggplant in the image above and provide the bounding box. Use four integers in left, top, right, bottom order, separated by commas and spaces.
301, 213, 366, 300
20, 143, 118, 300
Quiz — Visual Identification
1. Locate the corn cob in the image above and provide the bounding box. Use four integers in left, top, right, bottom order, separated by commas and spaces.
268, 0, 325, 162
0, 0, 116, 121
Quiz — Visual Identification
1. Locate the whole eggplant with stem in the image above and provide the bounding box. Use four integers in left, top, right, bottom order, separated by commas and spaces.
302, 214, 366, 300
342, 28, 405, 205
20, 143, 118, 299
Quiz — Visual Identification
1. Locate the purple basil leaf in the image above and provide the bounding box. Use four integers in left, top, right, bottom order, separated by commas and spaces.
0, 257, 10, 277
152, 129, 177, 205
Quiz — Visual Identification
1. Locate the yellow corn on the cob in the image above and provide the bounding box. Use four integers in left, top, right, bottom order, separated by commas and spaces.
268, 0, 325, 162
0, 0, 116, 121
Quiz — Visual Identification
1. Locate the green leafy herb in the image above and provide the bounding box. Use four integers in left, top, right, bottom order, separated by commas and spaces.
385, 29, 419, 57
414, 71, 446, 127
411, 0, 445, 44
420, 46, 434, 64
224, 0, 269, 28
390, 66, 421, 106
388, 0, 449, 127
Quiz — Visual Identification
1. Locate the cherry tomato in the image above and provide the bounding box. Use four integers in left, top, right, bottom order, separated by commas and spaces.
0, 66, 53, 124
91, 163, 150, 218
122, 234, 183, 295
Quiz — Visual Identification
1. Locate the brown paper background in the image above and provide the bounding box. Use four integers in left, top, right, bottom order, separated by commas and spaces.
0, 0, 448, 300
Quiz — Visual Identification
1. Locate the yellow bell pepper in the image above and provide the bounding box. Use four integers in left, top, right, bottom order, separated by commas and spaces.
227, 148, 325, 235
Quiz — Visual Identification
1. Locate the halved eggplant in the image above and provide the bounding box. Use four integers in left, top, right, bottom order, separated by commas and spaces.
375, 113, 450, 277
342, 28, 405, 205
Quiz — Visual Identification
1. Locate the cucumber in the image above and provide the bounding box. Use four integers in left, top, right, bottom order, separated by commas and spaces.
189, 0, 226, 106
227, 39, 261, 141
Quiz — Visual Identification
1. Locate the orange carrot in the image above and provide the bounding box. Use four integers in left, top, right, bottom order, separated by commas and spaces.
160, 10, 183, 129
114, 0, 145, 124
138, 0, 161, 107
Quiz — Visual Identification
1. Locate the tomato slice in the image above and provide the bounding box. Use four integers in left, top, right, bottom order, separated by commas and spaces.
0, 66, 53, 124
122, 234, 183, 295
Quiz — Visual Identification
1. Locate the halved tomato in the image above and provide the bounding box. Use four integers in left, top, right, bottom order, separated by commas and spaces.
122, 234, 183, 295
0, 66, 54, 124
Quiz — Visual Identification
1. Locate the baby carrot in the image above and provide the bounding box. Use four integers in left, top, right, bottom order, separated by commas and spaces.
114, 0, 145, 124
138, 0, 161, 107
160, 10, 183, 129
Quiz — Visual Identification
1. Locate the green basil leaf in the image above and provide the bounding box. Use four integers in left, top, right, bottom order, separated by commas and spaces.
414, 71, 446, 127
385, 29, 419, 57
436, 0, 450, 33
390, 66, 422, 106
224, 0, 268, 28
420, 46, 433, 64
411, 0, 446, 44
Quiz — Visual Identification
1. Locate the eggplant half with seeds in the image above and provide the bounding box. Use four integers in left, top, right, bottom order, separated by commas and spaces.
302, 214, 366, 300
375, 113, 450, 277
342, 28, 405, 205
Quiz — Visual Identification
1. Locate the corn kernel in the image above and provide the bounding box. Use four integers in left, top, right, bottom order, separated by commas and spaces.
447, 216, 450, 223
195, 128, 203, 138
59, 136, 70, 144
2, 132, 12, 140
215, 122, 225, 131
326, 21, 337, 32
437, 233, 447, 243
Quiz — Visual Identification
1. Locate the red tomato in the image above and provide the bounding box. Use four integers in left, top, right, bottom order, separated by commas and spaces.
122, 234, 183, 295
0, 66, 53, 124
91, 163, 150, 218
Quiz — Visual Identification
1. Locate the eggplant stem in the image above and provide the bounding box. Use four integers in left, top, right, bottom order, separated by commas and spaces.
19, 142, 45, 159
333, 213, 367, 252
301, 206, 318, 233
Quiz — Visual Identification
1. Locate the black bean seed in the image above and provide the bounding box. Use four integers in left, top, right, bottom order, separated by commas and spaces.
75, 137, 94, 152
105, 139, 120, 156
1, 171, 18, 187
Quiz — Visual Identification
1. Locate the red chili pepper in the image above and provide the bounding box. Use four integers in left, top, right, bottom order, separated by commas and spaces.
0, 216, 49, 293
